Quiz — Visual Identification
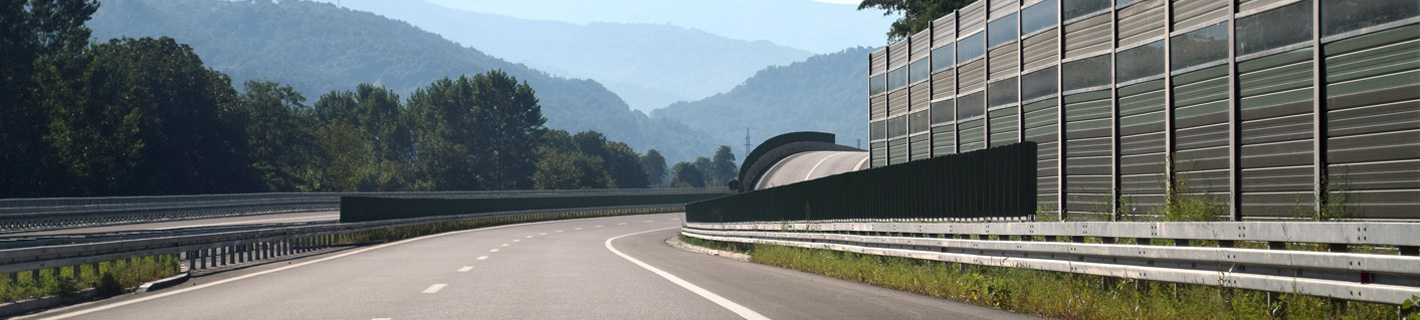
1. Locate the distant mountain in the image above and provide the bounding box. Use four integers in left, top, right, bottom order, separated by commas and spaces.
87, 0, 719, 164
652, 47, 873, 151
315, 0, 814, 112
421, 0, 893, 54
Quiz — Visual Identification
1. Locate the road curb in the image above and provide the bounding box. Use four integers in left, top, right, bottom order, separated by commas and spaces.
136, 272, 190, 293
0, 288, 98, 318
665, 234, 750, 262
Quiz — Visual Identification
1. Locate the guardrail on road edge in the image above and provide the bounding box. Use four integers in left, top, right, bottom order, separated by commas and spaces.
682, 220, 1420, 305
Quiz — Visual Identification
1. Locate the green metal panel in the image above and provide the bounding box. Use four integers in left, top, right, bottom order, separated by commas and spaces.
1323, 24, 1420, 218
933, 125, 958, 156
1171, 65, 1232, 195
1237, 48, 1316, 216
871, 141, 888, 168
889, 138, 909, 165
989, 106, 1020, 146
1117, 80, 1167, 213
958, 119, 987, 152
910, 135, 932, 161
1063, 90, 1114, 214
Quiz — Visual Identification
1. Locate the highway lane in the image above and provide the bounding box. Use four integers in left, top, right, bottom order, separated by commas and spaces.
755, 151, 869, 190
21, 213, 1033, 320
6, 211, 339, 237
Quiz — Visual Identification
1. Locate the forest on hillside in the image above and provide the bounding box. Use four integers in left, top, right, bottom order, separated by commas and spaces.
653, 47, 873, 149
0, 0, 738, 197
84, 0, 722, 164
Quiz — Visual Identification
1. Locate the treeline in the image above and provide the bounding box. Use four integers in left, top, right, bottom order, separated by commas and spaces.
0, 0, 735, 197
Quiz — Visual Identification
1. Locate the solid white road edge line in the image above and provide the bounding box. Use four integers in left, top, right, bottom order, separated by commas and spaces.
422, 284, 447, 294
33, 213, 679, 320
605, 227, 770, 320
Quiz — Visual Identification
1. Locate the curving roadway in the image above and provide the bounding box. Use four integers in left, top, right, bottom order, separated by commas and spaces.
20, 213, 1034, 320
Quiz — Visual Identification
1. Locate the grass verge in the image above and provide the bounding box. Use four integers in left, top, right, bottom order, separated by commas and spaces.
0, 206, 679, 304
683, 236, 1400, 320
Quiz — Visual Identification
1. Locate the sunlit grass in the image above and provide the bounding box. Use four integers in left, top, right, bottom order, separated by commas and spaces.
684, 237, 1399, 320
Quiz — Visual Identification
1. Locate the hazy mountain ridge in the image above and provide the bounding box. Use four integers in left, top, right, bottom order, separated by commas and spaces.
87, 0, 719, 164
316, 0, 814, 112
652, 47, 874, 150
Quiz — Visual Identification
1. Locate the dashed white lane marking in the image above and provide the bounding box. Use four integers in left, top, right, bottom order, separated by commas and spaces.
606, 228, 769, 320
539, 233, 547, 236
556, 230, 564, 233
422, 284, 447, 294
513, 239, 521, 242
574, 227, 583, 231
490, 249, 500, 252
501, 243, 509, 247
457, 266, 473, 272
477, 256, 488, 261
32, 214, 641, 320
618, 223, 627, 225
525, 235, 533, 238
643, 220, 654, 223
595, 225, 604, 228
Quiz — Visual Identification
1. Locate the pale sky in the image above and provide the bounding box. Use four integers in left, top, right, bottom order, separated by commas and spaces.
419, 0, 894, 53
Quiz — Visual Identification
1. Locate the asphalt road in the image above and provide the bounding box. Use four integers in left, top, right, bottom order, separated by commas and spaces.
755, 151, 869, 190
20, 213, 1034, 320
7, 211, 340, 237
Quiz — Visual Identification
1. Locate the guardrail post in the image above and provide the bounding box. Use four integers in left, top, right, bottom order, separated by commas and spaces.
188, 251, 197, 271
220, 246, 228, 266
89, 262, 99, 277
1399, 246, 1417, 256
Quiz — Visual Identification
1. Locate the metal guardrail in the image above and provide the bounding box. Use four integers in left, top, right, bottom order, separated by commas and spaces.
0, 189, 726, 234
0, 204, 681, 277
682, 220, 1420, 305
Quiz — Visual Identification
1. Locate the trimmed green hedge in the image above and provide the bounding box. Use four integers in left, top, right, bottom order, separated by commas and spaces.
688, 142, 1036, 222
342, 192, 728, 222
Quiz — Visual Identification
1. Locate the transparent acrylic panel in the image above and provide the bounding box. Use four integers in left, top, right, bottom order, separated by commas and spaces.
989, 13, 1021, 48
1022, 66, 1059, 101
1237, 0, 1312, 56
870, 74, 887, 95
1063, 55, 1112, 92
1022, 0, 1060, 35
1322, 0, 1420, 37
888, 67, 908, 90
888, 116, 907, 138
1064, 0, 1111, 21
958, 32, 986, 63
932, 44, 955, 71
932, 99, 956, 124
910, 110, 930, 133
910, 58, 931, 83
989, 78, 1020, 107
957, 91, 987, 119
1171, 21, 1229, 70
1117, 40, 1165, 83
